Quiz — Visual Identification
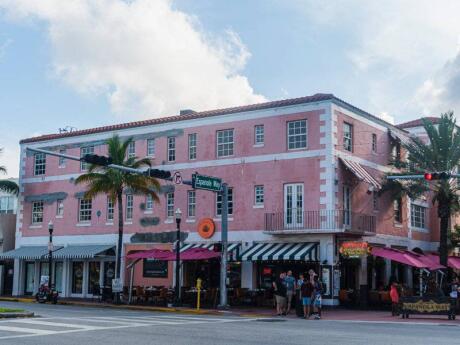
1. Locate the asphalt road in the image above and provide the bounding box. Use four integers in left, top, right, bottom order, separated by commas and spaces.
0, 302, 459, 345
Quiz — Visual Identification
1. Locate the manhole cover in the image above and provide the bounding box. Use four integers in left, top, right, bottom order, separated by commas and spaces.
256, 318, 286, 322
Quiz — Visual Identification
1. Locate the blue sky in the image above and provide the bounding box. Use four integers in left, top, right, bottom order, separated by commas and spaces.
1, 0, 460, 177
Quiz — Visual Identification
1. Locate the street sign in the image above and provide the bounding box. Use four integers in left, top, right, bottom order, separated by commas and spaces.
192, 173, 222, 192
173, 172, 182, 184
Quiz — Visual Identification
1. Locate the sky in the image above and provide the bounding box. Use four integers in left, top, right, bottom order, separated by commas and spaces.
0, 0, 460, 178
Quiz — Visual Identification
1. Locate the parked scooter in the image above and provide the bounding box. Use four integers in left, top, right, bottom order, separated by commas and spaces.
35, 283, 59, 304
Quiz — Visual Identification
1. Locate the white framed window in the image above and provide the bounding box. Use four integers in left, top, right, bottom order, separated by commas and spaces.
80, 146, 94, 171
32, 201, 44, 224
284, 184, 303, 227
343, 122, 353, 152
147, 139, 155, 157
145, 194, 153, 211
394, 198, 402, 223
254, 185, 264, 205
287, 120, 307, 150
58, 149, 66, 167
411, 204, 426, 229
127, 141, 136, 158
216, 188, 233, 216
254, 125, 264, 145
34, 153, 46, 176
78, 198, 92, 222
56, 199, 64, 216
372, 133, 377, 153
188, 133, 197, 160
166, 193, 174, 218
217, 129, 234, 158
0, 196, 15, 214
372, 191, 378, 211
107, 197, 114, 221
126, 194, 133, 220
187, 190, 196, 217
167, 137, 176, 162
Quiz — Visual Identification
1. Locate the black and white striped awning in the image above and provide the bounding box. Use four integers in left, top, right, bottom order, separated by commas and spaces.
239, 242, 319, 262
180, 242, 241, 260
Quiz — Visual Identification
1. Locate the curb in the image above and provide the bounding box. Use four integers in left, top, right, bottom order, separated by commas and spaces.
0, 297, 35, 304
0, 312, 34, 319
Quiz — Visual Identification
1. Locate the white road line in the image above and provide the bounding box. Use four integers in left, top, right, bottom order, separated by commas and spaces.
0, 325, 55, 335
5, 318, 103, 330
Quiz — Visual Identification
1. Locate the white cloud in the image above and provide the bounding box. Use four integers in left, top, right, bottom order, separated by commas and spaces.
0, 0, 265, 119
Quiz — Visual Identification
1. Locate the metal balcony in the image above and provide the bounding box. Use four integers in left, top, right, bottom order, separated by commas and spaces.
264, 209, 376, 234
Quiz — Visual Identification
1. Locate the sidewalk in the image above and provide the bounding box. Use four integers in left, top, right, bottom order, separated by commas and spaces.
1, 296, 459, 324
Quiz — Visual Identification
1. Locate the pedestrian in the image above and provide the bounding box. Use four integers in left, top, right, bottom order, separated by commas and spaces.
450, 277, 459, 310
284, 270, 296, 315
301, 275, 314, 319
312, 275, 323, 320
273, 272, 287, 316
390, 282, 399, 316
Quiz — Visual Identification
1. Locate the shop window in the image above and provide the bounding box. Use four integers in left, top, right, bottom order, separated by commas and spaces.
72, 261, 84, 294
143, 259, 168, 278
88, 262, 101, 295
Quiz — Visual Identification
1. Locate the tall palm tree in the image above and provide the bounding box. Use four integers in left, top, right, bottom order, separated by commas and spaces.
0, 148, 19, 195
380, 112, 460, 267
75, 135, 160, 288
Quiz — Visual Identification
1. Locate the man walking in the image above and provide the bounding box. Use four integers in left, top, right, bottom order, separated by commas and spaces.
284, 270, 296, 315
273, 272, 287, 316
312, 275, 323, 319
301, 275, 314, 319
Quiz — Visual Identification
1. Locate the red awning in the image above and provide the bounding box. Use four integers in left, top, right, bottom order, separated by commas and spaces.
371, 247, 432, 269
408, 252, 445, 270
425, 253, 460, 270
126, 247, 220, 261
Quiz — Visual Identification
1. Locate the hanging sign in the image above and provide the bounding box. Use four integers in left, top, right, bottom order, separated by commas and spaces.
339, 241, 370, 258
197, 218, 216, 239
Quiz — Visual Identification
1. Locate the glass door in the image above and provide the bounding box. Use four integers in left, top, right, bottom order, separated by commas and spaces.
54, 262, 63, 292
24, 262, 35, 295
72, 261, 84, 294
88, 262, 101, 295
103, 261, 115, 287
40, 262, 49, 286
284, 183, 304, 228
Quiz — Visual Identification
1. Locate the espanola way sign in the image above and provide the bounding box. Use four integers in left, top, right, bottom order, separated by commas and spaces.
192, 173, 222, 192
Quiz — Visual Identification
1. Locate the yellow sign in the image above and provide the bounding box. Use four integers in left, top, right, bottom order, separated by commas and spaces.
339, 241, 370, 258
403, 300, 450, 313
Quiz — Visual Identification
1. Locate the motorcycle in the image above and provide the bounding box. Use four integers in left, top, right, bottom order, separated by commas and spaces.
35, 284, 59, 304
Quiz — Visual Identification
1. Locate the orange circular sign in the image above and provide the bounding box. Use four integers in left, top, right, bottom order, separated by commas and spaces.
198, 218, 215, 239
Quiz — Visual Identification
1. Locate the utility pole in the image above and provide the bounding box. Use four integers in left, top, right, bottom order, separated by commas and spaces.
219, 183, 228, 308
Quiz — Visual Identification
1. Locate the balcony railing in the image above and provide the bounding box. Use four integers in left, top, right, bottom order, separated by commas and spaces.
264, 209, 376, 234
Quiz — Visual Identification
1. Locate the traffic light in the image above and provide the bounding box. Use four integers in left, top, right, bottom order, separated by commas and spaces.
145, 168, 171, 180
82, 154, 113, 166
424, 172, 451, 180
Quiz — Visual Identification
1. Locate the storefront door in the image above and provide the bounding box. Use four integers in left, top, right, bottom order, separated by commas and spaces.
24, 262, 35, 295
284, 184, 304, 228
88, 262, 101, 295
72, 262, 84, 294
40, 262, 49, 284
103, 261, 115, 288
54, 262, 63, 293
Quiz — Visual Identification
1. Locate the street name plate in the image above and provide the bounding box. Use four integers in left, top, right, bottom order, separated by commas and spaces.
192, 173, 222, 192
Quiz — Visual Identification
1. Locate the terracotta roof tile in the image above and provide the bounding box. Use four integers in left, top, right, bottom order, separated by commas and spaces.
397, 117, 440, 129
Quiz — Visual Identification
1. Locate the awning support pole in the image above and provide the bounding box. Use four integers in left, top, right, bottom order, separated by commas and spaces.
128, 259, 140, 304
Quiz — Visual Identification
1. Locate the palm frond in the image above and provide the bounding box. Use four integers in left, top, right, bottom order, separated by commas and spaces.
0, 180, 19, 195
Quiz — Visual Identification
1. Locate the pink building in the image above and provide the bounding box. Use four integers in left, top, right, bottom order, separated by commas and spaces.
3, 94, 442, 305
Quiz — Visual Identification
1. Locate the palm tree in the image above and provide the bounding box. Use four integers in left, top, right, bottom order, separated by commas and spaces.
75, 135, 160, 290
0, 148, 19, 195
380, 112, 460, 267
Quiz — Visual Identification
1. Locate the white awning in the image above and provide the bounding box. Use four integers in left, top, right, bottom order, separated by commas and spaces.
0, 246, 62, 260
339, 157, 381, 190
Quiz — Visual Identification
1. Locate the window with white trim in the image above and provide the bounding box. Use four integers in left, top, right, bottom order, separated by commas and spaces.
0, 196, 15, 214
147, 139, 155, 157
58, 149, 66, 167
217, 129, 234, 157
372, 133, 377, 153
411, 204, 426, 229
188, 190, 196, 217
107, 197, 114, 221
254, 125, 264, 145
34, 153, 46, 176
56, 199, 64, 216
394, 198, 402, 223
167, 137, 176, 162
188, 133, 197, 160
254, 185, 264, 205
32, 201, 44, 224
166, 193, 174, 218
126, 194, 133, 220
145, 194, 153, 211
127, 141, 136, 158
78, 198, 92, 222
287, 120, 307, 150
216, 188, 233, 216
80, 146, 94, 171
343, 122, 353, 152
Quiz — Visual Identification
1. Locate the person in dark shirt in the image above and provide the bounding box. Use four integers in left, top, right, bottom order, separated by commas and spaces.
273, 272, 287, 316
301, 277, 314, 319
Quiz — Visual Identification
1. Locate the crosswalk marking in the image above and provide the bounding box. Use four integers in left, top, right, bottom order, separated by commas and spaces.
0, 314, 253, 340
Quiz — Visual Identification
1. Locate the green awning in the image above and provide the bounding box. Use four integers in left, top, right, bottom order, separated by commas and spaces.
52, 245, 115, 259
0, 246, 62, 260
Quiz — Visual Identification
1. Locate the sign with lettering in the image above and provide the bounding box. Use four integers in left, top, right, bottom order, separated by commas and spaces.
400, 296, 455, 319
339, 241, 370, 258
192, 174, 222, 192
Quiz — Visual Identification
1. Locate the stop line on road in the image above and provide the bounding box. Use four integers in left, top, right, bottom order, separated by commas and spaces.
0, 314, 253, 340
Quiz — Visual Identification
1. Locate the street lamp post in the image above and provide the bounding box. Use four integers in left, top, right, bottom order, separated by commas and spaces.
175, 208, 182, 307
48, 221, 54, 289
